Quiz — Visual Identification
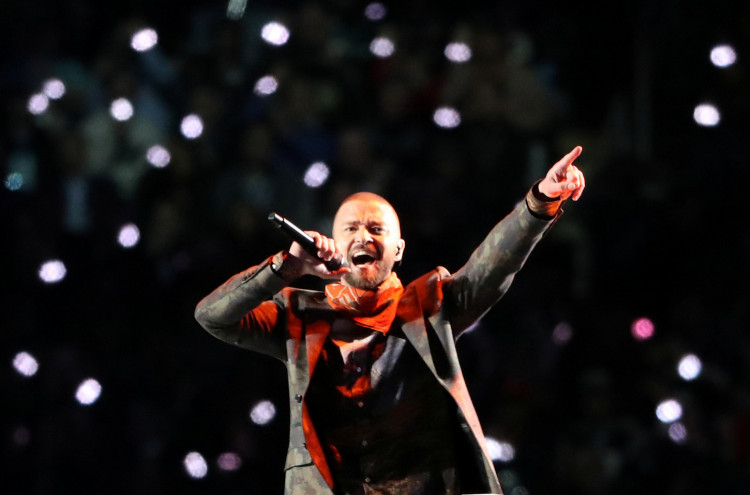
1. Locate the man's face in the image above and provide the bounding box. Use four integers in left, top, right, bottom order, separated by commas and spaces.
332, 196, 405, 290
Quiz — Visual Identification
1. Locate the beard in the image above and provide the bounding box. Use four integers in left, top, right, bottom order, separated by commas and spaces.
342, 259, 395, 290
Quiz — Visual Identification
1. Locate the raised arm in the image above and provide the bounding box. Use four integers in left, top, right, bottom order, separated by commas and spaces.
443, 146, 585, 336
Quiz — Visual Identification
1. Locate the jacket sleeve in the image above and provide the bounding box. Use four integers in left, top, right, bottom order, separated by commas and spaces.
442, 192, 560, 337
194, 253, 290, 360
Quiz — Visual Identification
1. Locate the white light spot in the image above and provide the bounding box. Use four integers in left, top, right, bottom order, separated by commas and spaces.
75, 378, 102, 405
146, 144, 171, 168
27, 93, 49, 115
370, 37, 395, 58
552, 322, 573, 345
485, 437, 515, 462
110, 98, 134, 122
131, 28, 159, 52
38, 260, 67, 284
693, 103, 720, 127
117, 223, 141, 248
181, 114, 204, 139
254, 75, 279, 96
5, 172, 24, 191
677, 354, 702, 381
668, 422, 688, 444
445, 42, 472, 63
13, 352, 39, 377
710, 44, 737, 68
656, 398, 683, 424
184, 451, 209, 479
217, 452, 242, 471
261, 21, 290, 46
364, 2, 387, 21
433, 106, 461, 128
303, 162, 330, 188
43, 78, 66, 99
631, 317, 654, 341
250, 400, 277, 425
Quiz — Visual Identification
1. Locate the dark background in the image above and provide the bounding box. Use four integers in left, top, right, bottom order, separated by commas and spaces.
3, 0, 750, 493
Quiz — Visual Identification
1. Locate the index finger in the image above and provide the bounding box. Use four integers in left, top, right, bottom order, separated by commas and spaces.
554, 145, 583, 173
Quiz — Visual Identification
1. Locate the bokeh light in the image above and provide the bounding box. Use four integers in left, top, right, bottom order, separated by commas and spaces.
184, 451, 209, 479
433, 106, 461, 128
181, 114, 204, 139
254, 75, 279, 96
39, 260, 67, 284
27, 93, 49, 115
5, 172, 24, 191
693, 103, 720, 127
42, 78, 66, 99
13, 351, 39, 377
364, 2, 387, 21
12, 426, 31, 446
117, 223, 141, 248
370, 37, 395, 58
303, 162, 330, 188
486, 437, 515, 462
656, 398, 683, 424
677, 353, 702, 381
250, 400, 276, 425
444, 42, 472, 63
552, 322, 573, 345
75, 378, 102, 405
668, 422, 688, 444
261, 21, 290, 46
710, 44, 737, 68
131, 28, 159, 52
146, 144, 171, 168
217, 452, 242, 471
631, 317, 654, 341
110, 98, 134, 121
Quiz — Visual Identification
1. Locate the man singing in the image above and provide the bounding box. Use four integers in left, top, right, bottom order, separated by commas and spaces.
195, 146, 586, 495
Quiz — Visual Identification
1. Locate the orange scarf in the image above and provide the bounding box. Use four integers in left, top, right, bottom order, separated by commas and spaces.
325, 272, 404, 334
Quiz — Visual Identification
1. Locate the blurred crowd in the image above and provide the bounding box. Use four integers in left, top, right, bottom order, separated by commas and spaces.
3, 0, 750, 493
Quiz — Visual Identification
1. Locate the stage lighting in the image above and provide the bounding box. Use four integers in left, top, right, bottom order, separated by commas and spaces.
485, 437, 515, 462
146, 145, 171, 168
445, 42, 472, 63
656, 399, 682, 424
433, 107, 461, 129
27, 93, 49, 115
117, 223, 141, 248
110, 98, 134, 122
39, 260, 67, 284
668, 422, 688, 443
184, 451, 209, 479
303, 162, 330, 188
261, 22, 290, 46
364, 3, 387, 21
631, 317, 654, 341
131, 28, 158, 52
693, 103, 720, 127
75, 378, 102, 405
217, 452, 242, 471
180, 114, 204, 139
5, 172, 23, 191
552, 322, 573, 345
254, 75, 279, 96
250, 400, 276, 425
370, 37, 395, 58
42, 78, 66, 99
677, 354, 702, 381
710, 44, 737, 68
13, 351, 39, 377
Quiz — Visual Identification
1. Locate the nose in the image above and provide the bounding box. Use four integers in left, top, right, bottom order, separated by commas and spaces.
355, 226, 372, 244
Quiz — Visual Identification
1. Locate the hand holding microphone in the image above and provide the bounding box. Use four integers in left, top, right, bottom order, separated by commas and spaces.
268, 213, 348, 275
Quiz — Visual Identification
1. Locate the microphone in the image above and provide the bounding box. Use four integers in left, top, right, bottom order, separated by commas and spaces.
268, 213, 346, 271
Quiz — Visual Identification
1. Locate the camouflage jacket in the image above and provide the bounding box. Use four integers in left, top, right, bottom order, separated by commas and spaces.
195, 191, 561, 494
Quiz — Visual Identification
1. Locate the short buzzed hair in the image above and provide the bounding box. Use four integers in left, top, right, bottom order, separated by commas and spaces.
334, 192, 401, 237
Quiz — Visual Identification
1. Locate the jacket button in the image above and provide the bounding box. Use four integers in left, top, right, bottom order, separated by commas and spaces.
295, 394, 303, 403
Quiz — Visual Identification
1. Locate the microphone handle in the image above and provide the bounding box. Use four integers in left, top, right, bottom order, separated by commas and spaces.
268, 213, 344, 271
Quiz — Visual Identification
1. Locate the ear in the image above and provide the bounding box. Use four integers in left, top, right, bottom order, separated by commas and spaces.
394, 239, 405, 262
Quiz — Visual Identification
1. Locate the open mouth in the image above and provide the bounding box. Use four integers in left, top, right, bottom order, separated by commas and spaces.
351, 251, 377, 267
